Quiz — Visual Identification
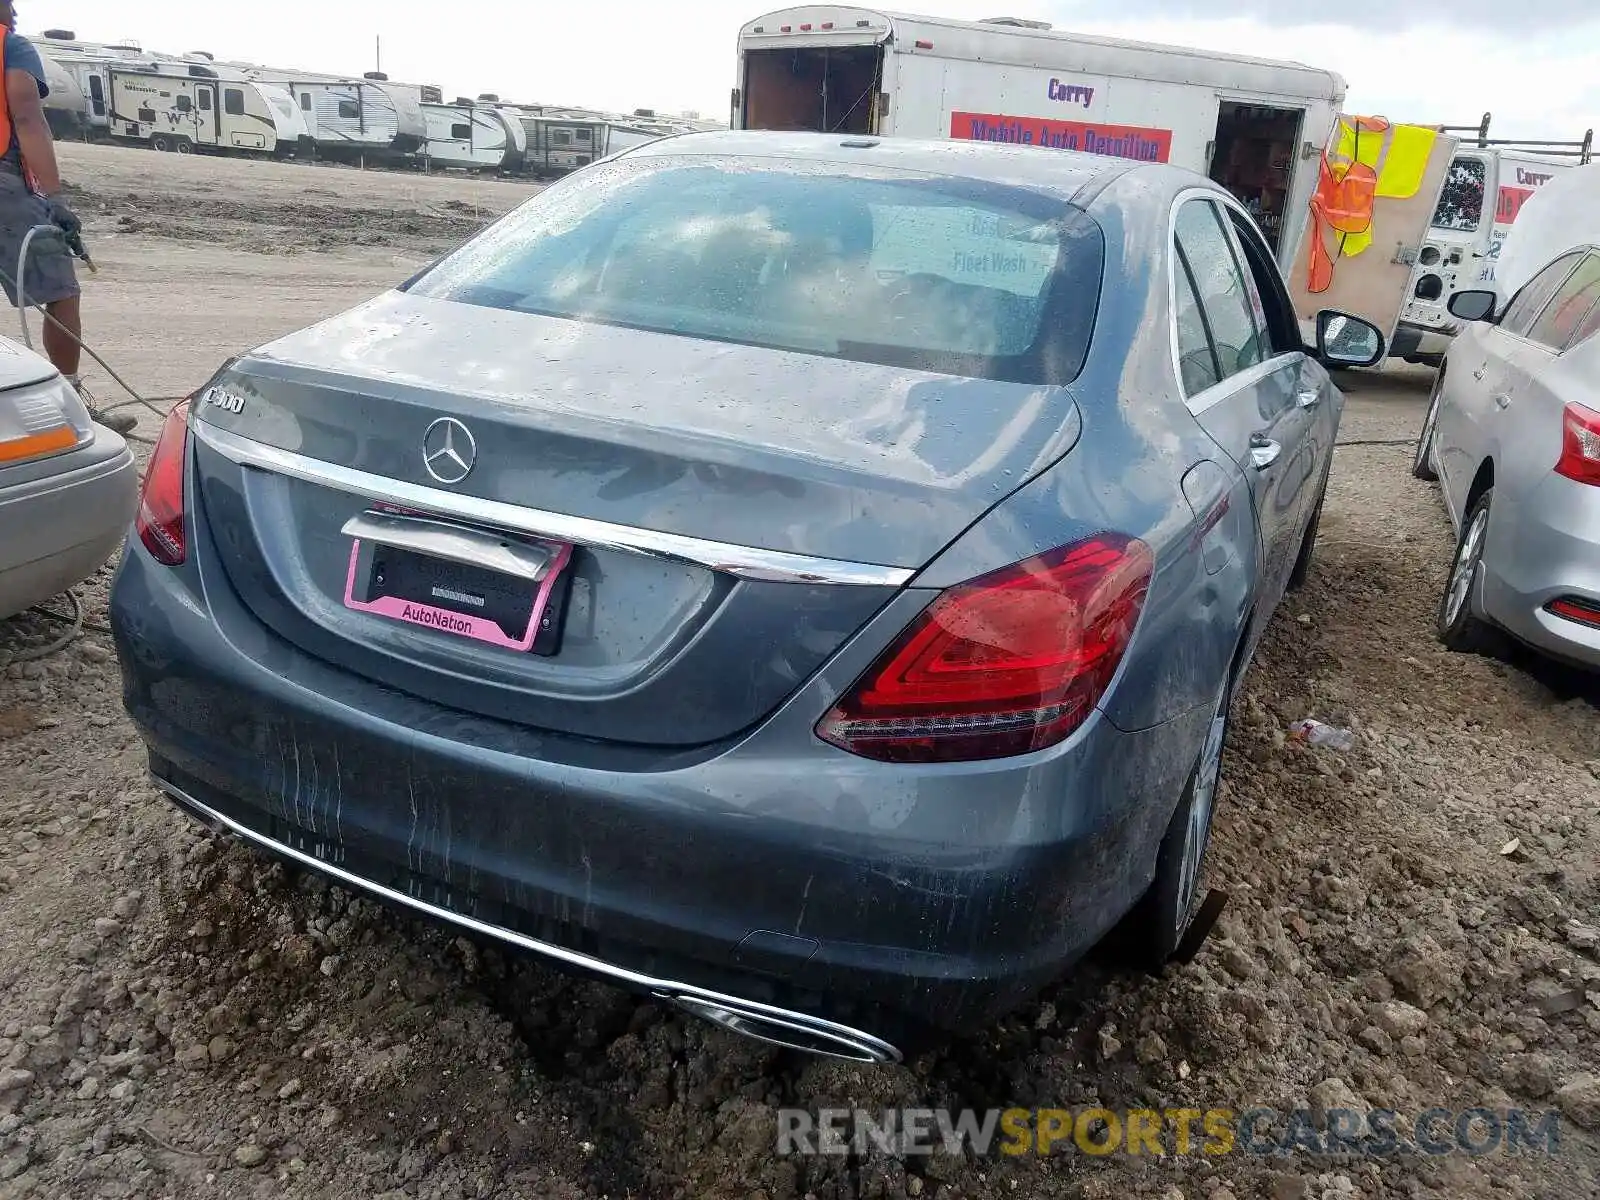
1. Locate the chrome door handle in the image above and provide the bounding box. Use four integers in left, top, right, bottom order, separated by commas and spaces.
1493, 393, 1512, 410
1297, 388, 1321, 409
341, 511, 556, 581
1472, 367, 1486, 381
1249, 435, 1281, 470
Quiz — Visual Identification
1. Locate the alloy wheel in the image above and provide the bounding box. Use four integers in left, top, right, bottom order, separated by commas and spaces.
1175, 695, 1228, 924
1445, 505, 1489, 626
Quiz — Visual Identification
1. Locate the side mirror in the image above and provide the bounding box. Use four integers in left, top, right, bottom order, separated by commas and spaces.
1314, 310, 1385, 368
1447, 289, 1499, 323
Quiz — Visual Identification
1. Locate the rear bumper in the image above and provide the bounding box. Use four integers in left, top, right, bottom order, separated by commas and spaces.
0, 428, 137, 619
110, 528, 1206, 1039
153, 773, 903, 1061
1479, 473, 1600, 669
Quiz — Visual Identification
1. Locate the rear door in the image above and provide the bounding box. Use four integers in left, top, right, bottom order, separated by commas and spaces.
1436, 250, 1583, 513
1173, 194, 1317, 617
1494, 250, 1600, 477
1398, 151, 1492, 335
1288, 125, 1459, 346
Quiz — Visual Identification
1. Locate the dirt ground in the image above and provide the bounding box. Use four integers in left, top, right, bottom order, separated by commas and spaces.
1, 145, 1597, 1200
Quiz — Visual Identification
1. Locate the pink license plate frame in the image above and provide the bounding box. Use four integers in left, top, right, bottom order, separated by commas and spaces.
341, 536, 573, 653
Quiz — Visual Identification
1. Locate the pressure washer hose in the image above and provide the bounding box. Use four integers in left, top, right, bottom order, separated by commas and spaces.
3, 223, 184, 438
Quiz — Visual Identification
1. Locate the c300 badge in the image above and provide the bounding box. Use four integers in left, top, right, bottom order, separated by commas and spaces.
200, 385, 247, 416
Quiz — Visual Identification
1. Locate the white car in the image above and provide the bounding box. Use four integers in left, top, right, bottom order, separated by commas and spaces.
1412, 247, 1600, 669
0, 336, 137, 620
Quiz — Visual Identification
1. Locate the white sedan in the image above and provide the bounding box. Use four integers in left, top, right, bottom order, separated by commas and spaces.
1412, 245, 1600, 669
0, 335, 137, 620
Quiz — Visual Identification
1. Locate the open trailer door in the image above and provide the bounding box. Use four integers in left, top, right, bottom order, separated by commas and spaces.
1288, 117, 1459, 352
736, 8, 891, 134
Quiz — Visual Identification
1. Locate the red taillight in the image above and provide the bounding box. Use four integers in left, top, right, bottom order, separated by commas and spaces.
136, 401, 191, 565
1547, 597, 1600, 629
1555, 402, 1600, 486
817, 535, 1154, 763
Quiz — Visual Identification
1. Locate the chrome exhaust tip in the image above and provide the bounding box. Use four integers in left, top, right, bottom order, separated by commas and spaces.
162, 784, 232, 837
668, 994, 901, 1064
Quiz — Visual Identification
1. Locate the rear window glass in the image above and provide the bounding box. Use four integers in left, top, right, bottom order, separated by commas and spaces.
1432, 157, 1486, 232
406, 156, 1105, 384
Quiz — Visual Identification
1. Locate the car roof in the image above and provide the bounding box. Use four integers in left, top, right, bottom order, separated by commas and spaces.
621, 129, 1206, 207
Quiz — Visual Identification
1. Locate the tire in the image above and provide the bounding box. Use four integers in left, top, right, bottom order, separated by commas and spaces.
1437, 488, 1504, 655
150, 133, 173, 153
1412, 369, 1445, 481
1105, 683, 1230, 971
175, 138, 193, 155
1286, 492, 1324, 593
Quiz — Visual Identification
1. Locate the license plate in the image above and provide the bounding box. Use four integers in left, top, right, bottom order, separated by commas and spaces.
342, 525, 573, 654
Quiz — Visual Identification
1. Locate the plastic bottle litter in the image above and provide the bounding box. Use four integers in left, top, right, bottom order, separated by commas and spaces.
1288, 718, 1354, 751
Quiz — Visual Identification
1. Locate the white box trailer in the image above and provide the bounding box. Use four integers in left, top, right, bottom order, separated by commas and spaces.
734, 7, 1346, 265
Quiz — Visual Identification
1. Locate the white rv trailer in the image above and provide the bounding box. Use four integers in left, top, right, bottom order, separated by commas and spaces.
106, 66, 306, 156
515, 110, 612, 178
734, 8, 1346, 265
607, 123, 667, 155
242, 69, 425, 161
420, 100, 525, 172
38, 54, 89, 139
36, 31, 157, 135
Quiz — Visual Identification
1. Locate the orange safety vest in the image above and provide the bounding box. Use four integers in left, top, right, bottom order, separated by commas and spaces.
0, 25, 12, 161
0, 25, 44, 190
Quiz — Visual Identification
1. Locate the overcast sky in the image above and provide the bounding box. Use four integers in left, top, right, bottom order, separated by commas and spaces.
22, 1, 1600, 142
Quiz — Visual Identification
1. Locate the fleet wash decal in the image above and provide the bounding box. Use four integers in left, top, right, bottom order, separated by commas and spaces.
950, 111, 1172, 162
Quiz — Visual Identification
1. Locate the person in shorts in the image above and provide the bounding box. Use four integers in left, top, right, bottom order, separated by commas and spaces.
0, 3, 136, 434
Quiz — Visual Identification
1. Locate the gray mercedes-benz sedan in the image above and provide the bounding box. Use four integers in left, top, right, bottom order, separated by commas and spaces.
109, 132, 1381, 1061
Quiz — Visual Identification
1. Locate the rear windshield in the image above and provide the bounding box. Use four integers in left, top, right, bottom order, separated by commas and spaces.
406, 154, 1105, 385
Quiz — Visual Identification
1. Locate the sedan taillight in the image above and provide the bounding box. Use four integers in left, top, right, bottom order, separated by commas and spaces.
1555, 402, 1600, 487
816, 535, 1153, 764
136, 401, 191, 566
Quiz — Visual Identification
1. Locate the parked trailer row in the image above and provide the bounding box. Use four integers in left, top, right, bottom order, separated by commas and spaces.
38, 33, 428, 163
38, 36, 668, 176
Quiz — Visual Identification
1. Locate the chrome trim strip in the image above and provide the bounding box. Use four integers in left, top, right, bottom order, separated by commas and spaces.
341, 511, 554, 581
192, 418, 913, 588
153, 777, 902, 1064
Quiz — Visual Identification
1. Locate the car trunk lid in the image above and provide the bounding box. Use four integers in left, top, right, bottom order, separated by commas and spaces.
190, 291, 1082, 746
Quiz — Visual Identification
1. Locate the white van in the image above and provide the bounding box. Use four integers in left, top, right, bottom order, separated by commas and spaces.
1393, 123, 1593, 363
733, 7, 1346, 266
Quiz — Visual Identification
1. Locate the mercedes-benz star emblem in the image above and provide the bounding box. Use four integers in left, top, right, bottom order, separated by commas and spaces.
422, 417, 477, 485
